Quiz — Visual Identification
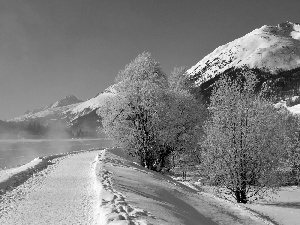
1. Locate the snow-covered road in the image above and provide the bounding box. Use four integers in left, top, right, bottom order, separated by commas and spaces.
0, 150, 102, 225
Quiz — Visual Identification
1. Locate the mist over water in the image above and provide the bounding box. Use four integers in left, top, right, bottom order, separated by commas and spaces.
0, 139, 115, 169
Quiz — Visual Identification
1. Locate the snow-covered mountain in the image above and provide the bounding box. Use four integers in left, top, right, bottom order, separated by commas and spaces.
11, 22, 300, 128
14, 90, 114, 121
49, 94, 83, 109
187, 22, 300, 86
23, 95, 83, 116
11, 89, 115, 137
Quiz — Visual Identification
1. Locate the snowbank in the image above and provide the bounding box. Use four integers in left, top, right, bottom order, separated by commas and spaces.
0, 157, 43, 194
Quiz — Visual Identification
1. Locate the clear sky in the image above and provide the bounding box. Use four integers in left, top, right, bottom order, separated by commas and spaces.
0, 0, 299, 120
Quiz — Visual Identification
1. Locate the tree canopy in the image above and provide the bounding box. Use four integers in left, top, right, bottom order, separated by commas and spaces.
100, 52, 205, 171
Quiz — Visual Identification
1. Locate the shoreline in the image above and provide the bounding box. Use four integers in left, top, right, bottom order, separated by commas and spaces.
0, 138, 115, 169
0, 148, 103, 196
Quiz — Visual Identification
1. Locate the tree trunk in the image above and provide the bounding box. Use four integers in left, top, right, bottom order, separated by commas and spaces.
235, 187, 248, 203
235, 190, 241, 203
240, 189, 248, 203
139, 155, 145, 167
240, 166, 248, 203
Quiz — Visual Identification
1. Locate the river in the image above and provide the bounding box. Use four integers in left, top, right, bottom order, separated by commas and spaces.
0, 138, 115, 169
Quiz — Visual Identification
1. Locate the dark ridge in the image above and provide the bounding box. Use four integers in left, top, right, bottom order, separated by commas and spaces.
69, 109, 103, 138
189, 66, 300, 103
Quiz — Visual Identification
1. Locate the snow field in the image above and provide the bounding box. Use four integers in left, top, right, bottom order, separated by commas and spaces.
173, 175, 300, 225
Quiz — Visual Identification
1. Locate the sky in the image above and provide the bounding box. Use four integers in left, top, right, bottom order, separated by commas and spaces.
0, 0, 299, 120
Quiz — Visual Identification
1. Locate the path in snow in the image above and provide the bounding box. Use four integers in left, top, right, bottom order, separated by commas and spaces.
96, 149, 154, 225
0, 150, 103, 225
98, 148, 274, 225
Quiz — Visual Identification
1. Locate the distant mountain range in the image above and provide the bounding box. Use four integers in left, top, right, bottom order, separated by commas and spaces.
23, 95, 83, 116
4, 88, 115, 138
13, 91, 113, 124
3, 22, 300, 138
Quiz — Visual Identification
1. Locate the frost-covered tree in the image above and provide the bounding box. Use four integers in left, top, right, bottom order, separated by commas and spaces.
155, 88, 205, 170
283, 113, 300, 185
168, 66, 204, 102
202, 73, 288, 203
100, 53, 167, 169
100, 52, 205, 172
168, 66, 190, 91
161, 68, 206, 169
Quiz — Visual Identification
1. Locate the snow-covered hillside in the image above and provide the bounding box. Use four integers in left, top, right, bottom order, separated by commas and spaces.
187, 22, 300, 86
70, 92, 114, 119
11, 90, 115, 128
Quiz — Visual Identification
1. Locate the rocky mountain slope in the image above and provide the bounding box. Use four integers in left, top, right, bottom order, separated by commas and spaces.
187, 22, 300, 103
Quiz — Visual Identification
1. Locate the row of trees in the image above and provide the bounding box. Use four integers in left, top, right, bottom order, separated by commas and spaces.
100, 52, 299, 204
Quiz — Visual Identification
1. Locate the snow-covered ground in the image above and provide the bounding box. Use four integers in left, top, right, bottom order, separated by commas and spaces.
172, 174, 300, 225
245, 186, 300, 225
274, 99, 300, 115
1, 146, 298, 224
96, 148, 271, 225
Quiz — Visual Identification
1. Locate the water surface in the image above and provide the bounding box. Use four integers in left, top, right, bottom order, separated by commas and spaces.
0, 138, 115, 169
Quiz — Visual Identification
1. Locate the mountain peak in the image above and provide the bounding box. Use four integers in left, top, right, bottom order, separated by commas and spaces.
64, 94, 78, 99
23, 95, 83, 115
49, 95, 83, 109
